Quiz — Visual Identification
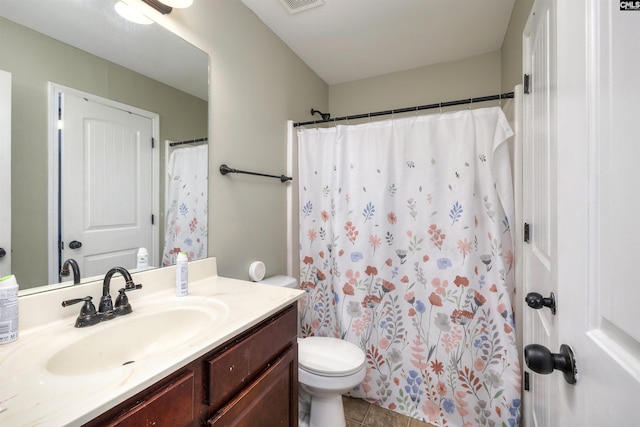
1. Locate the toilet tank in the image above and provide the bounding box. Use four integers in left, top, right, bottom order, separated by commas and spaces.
259, 275, 298, 288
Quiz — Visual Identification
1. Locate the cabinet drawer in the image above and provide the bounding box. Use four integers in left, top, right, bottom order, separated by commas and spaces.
102, 371, 195, 427
206, 305, 297, 411
207, 346, 297, 427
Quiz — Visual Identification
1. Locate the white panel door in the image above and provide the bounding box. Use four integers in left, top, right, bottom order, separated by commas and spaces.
61, 92, 154, 278
523, 1, 640, 425
522, 1, 558, 425
0, 70, 10, 278
557, 0, 640, 423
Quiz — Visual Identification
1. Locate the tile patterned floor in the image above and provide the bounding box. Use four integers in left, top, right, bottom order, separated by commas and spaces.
343, 396, 438, 427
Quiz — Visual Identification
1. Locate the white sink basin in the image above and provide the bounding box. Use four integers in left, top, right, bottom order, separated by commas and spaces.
46, 306, 218, 376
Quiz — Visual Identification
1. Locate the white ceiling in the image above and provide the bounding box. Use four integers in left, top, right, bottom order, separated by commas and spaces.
241, 0, 516, 85
2, 0, 515, 95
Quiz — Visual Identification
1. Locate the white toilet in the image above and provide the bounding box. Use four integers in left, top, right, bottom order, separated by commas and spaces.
258, 275, 366, 427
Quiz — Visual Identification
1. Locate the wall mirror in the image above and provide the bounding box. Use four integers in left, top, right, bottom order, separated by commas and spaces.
0, 0, 209, 293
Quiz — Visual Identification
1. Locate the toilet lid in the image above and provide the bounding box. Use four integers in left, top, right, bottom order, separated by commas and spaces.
298, 337, 365, 376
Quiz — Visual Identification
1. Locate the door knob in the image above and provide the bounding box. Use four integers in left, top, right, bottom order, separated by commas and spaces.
68, 240, 83, 250
524, 344, 577, 385
0, 248, 5, 257
525, 292, 556, 315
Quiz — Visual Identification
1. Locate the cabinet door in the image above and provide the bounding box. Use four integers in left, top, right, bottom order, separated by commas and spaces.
94, 371, 195, 427
206, 305, 297, 411
208, 345, 298, 427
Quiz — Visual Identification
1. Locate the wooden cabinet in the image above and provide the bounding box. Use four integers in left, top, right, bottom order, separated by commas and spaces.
100, 371, 196, 427
207, 345, 297, 426
84, 304, 298, 427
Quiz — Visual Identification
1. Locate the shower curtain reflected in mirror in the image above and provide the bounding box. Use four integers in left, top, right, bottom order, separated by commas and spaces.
162, 144, 208, 265
298, 107, 520, 427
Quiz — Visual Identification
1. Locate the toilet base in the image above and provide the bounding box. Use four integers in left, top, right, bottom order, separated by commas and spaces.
309, 393, 346, 427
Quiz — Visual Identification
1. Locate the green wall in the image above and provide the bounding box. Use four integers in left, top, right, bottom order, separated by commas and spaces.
164, 0, 328, 280
3, 0, 531, 287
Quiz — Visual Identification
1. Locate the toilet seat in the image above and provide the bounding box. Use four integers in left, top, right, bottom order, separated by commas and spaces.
298, 337, 365, 377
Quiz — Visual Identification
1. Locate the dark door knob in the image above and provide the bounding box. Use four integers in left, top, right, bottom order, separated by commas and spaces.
68, 240, 83, 250
524, 344, 577, 385
525, 292, 556, 315
0, 248, 5, 257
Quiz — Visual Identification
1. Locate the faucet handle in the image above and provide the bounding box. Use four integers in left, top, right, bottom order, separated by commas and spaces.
62, 296, 101, 328
114, 288, 133, 315
61, 296, 91, 307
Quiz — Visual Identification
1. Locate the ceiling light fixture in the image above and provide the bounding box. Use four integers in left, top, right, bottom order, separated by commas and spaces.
158, 0, 193, 8
115, 0, 193, 25
114, 1, 154, 25
140, 0, 173, 14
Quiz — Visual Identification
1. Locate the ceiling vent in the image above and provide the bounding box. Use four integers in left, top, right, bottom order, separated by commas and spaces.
279, 0, 324, 14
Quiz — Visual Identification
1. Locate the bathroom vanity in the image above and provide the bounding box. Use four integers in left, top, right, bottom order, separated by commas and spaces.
0, 258, 303, 426
86, 303, 298, 426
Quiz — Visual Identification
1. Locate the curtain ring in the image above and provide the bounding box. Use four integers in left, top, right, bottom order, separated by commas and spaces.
439, 102, 443, 114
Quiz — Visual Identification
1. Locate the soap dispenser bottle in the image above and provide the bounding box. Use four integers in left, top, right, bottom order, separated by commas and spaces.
176, 252, 188, 297
136, 247, 149, 271
0, 274, 19, 344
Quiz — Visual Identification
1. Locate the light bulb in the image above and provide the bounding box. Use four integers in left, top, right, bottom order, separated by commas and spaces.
115, 1, 153, 25
159, 0, 193, 8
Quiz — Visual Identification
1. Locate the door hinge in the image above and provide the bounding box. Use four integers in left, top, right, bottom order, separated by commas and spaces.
151, 137, 155, 149
151, 214, 155, 225
524, 74, 531, 94
524, 223, 530, 243
524, 371, 530, 391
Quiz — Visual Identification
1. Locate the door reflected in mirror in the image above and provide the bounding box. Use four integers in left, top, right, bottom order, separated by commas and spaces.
54, 85, 159, 281
0, 1, 209, 292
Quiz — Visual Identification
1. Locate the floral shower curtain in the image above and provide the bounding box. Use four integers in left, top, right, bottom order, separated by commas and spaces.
162, 144, 208, 265
298, 107, 521, 427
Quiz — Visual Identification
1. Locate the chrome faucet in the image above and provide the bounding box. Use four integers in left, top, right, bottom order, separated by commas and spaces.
62, 266, 142, 328
60, 258, 81, 284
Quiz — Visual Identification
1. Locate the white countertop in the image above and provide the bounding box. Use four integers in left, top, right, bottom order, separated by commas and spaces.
0, 258, 303, 426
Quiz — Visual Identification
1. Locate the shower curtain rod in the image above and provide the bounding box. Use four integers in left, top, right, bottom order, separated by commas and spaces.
293, 92, 515, 127
169, 137, 208, 147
